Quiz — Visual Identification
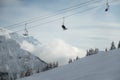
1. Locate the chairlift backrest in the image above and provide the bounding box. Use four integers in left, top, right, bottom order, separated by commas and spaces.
61, 17, 67, 30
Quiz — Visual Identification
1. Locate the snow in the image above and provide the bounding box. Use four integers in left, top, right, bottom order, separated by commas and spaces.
18, 49, 120, 80
0, 28, 47, 79
0, 28, 41, 51
0, 28, 11, 38
9, 32, 40, 46
0, 35, 47, 73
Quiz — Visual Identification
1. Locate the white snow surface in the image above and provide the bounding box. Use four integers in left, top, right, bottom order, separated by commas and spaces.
0, 28, 40, 46
0, 28, 11, 38
10, 32, 40, 46
18, 49, 120, 80
0, 35, 47, 73
0, 28, 47, 76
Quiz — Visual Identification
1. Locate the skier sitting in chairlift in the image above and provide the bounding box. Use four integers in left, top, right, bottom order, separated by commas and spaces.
61, 17, 67, 30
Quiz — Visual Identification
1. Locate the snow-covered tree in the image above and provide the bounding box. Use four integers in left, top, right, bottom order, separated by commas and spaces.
105, 48, 108, 52
86, 48, 99, 56
55, 62, 58, 67
110, 41, 116, 50
76, 56, 79, 60
118, 41, 120, 48
68, 58, 72, 63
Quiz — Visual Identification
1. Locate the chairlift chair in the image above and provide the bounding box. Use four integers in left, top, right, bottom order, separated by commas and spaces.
61, 17, 67, 30
105, 0, 109, 12
62, 24, 67, 30
23, 23, 28, 36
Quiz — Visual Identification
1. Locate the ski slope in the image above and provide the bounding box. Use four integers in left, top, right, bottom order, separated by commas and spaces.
18, 49, 120, 80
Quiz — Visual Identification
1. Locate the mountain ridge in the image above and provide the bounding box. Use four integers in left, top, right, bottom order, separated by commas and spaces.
0, 28, 47, 80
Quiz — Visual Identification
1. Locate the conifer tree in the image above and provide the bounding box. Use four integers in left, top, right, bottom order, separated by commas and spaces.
105, 48, 108, 52
76, 56, 79, 60
118, 41, 120, 48
55, 62, 58, 67
110, 41, 116, 50
68, 58, 72, 63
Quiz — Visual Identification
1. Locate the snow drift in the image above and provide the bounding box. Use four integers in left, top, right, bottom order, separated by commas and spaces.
18, 49, 120, 80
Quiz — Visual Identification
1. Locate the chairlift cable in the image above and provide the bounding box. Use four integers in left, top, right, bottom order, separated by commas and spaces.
15, 6, 98, 32
3, 0, 100, 29
3, 0, 117, 32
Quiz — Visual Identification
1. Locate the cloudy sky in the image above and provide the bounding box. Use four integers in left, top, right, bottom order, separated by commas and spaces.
0, 0, 120, 65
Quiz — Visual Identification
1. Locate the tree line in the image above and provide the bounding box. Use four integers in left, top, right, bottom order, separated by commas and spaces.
67, 41, 120, 64
86, 41, 120, 56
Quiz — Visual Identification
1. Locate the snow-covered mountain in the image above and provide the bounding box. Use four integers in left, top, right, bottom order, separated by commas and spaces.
10, 32, 40, 46
0, 28, 40, 46
18, 49, 120, 80
0, 28, 47, 79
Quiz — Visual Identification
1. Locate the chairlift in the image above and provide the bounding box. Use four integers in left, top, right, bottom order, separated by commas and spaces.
61, 17, 67, 30
23, 23, 28, 36
105, 0, 109, 12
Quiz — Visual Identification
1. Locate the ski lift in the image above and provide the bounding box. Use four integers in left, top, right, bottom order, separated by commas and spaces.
23, 23, 28, 36
105, 0, 109, 12
61, 17, 67, 30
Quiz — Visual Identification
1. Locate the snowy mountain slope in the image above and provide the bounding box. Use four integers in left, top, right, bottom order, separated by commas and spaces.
0, 33, 47, 79
0, 28, 11, 38
0, 28, 40, 46
18, 49, 120, 80
10, 32, 40, 46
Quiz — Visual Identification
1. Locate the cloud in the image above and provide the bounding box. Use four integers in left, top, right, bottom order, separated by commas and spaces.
32, 39, 86, 65
20, 40, 34, 52
19, 38, 86, 65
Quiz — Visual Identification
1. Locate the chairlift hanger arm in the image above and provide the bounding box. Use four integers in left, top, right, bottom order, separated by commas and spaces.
61, 17, 67, 30
23, 23, 29, 36
105, 0, 109, 12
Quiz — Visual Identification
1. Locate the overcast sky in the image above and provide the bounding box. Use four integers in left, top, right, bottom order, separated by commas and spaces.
0, 0, 120, 65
